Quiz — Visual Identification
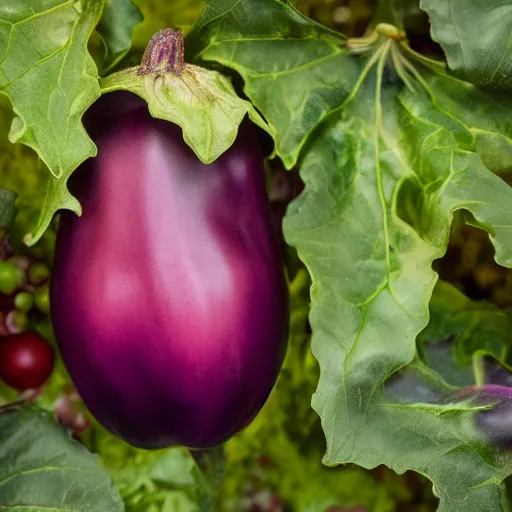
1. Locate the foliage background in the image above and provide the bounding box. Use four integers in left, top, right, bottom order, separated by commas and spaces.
3, 1, 512, 511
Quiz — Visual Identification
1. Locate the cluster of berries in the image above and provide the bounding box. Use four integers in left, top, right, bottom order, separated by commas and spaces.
0, 232, 89, 438
0, 232, 53, 390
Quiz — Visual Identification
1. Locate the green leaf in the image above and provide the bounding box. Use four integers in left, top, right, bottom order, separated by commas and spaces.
188, 1, 512, 172
0, 407, 123, 511
283, 46, 512, 509
0, 0, 104, 246
0, 188, 16, 228
421, 281, 512, 379
0, 0, 102, 177
413, 64, 512, 173
300, 57, 512, 512
100, 63, 269, 164
187, 0, 347, 169
188, 2, 512, 509
150, 449, 196, 487
331, 282, 512, 512
420, 0, 512, 88
94, 425, 199, 510
96, 0, 143, 74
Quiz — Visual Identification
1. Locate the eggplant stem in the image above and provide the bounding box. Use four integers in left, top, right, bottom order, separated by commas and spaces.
137, 28, 185, 76
192, 445, 226, 512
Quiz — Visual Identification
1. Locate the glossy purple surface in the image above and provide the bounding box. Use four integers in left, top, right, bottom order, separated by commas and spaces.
51, 92, 289, 449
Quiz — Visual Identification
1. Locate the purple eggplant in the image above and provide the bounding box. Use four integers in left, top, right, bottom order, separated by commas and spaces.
444, 384, 512, 448
470, 384, 512, 448
50, 91, 289, 449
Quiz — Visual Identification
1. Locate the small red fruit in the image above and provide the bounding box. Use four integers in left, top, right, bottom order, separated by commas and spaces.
0, 331, 54, 390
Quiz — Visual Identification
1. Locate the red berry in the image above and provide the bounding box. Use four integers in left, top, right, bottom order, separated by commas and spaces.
0, 331, 54, 390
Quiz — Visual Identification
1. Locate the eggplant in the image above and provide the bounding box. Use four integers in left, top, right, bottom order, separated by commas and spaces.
50, 91, 289, 449
446, 384, 512, 448
472, 385, 512, 448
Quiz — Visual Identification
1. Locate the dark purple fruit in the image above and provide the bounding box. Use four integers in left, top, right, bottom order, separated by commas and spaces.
51, 92, 289, 449
0, 331, 54, 390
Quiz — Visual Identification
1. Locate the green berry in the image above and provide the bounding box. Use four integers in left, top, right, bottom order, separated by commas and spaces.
0, 260, 19, 295
14, 291, 34, 312
28, 262, 50, 286
34, 283, 50, 314
14, 267, 26, 287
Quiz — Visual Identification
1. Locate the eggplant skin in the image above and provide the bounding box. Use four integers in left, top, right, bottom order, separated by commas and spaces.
51, 92, 289, 450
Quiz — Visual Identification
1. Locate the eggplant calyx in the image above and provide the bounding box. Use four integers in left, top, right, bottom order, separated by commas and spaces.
138, 28, 185, 76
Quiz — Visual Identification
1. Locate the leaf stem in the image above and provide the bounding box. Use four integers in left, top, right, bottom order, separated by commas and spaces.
473, 353, 486, 386
374, 40, 393, 279
347, 23, 404, 54
376, 23, 406, 41
390, 43, 415, 92
396, 49, 436, 99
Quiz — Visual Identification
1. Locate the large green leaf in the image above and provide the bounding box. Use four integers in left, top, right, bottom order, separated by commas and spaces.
420, 0, 512, 88
188, 2, 512, 510
0, 0, 103, 245
283, 49, 512, 510
307, 281, 512, 512
0, 407, 123, 511
0, 0, 102, 177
